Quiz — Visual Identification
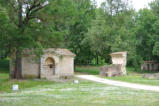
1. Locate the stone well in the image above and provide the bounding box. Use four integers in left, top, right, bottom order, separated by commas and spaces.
99, 52, 127, 77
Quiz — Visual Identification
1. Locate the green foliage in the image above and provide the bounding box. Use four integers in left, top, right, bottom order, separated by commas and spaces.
135, 9, 157, 60
153, 42, 159, 56
82, 0, 138, 65
0, 0, 80, 57
65, 0, 96, 64
150, 0, 159, 16
75, 65, 99, 75
1, 0, 159, 67
81, 0, 159, 65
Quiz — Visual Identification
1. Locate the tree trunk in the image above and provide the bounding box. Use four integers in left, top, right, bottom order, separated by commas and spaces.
12, 50, 22, 79
96, 56, 99, 65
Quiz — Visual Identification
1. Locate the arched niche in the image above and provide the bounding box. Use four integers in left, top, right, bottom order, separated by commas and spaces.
44, 57, 55, 75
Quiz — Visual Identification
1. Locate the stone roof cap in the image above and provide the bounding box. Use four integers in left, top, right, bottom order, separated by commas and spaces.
22, 48, 76, 57
144, 61, 158, 63
110, 51, 127, 56
45, 48, 76, 57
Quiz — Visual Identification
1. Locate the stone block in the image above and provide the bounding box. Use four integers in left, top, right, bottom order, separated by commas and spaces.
142, 73, 159, 80
99, 64, 126, 77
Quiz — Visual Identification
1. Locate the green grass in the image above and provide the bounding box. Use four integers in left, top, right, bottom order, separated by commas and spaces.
75, 65, 159, 86
75, 65, 99, 75
1, 80, 159, 106
106, 67, 159, 86
1, 61, 159, 105
0, 59, 54, 93
0, 73, 54, 93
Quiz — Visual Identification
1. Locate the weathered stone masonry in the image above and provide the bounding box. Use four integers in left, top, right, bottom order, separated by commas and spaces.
99, 52, 127, 77
10, 48, 76, 81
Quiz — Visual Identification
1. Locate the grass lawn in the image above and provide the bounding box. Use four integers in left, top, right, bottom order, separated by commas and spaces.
75, 65, 99, 75
75, 65, 159, 86
1, 61, 159, 105
1, 80, 159, 106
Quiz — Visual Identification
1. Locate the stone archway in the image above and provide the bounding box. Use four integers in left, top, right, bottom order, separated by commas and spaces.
40, 54, 60, 79
44, 57, 55, 76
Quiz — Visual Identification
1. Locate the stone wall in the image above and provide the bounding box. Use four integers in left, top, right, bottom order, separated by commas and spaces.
111, 53, 127, 66
22, 56, 40, 78
141, 61, 159, 71
58, 56, 74, 76
40, 53, 74, 80
10, 48, 75, 80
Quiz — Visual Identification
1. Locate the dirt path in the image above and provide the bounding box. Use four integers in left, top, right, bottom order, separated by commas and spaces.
76, 75, 159, 92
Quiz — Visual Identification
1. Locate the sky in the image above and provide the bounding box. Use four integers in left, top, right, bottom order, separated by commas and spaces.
96, 0, 154, 11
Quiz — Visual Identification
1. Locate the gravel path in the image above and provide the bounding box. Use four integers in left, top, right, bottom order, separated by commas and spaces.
76, 75, 159, 92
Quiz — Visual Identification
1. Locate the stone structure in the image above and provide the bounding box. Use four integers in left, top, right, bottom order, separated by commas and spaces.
99, 52, 127, 77
10, 48, 76, 81
99, 64, 123, 77
141, 61, 159, 71
143, 73, 159, 80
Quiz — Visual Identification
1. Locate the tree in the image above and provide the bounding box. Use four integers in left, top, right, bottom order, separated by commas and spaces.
149, 0, 159, 16
153, 42, 159, 56
83, 0, 137, 65
82, 8, 112, 64
0, 0, 76, 79
135, 8, 158, 61
149, 0, 159, 60
64, 0, 96, 64
0, 4, 15, 58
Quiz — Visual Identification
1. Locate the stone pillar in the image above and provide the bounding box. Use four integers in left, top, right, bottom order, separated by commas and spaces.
110, 52, 127, 75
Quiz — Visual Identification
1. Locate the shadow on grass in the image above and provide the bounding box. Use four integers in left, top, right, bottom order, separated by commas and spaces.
0, 59, 9, 74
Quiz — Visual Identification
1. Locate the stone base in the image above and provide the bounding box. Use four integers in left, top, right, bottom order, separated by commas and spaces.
23, 75, 39, 79
142, 73, 159, 80
46, 75, 74, 82
99, 64, 126, 77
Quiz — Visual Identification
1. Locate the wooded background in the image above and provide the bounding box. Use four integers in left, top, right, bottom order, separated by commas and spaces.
0, 0, 159, 78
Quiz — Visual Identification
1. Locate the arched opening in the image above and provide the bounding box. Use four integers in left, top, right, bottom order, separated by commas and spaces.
45, 57, 55, 75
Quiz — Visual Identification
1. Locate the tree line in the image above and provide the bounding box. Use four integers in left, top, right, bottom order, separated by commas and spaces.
0, 0, 159, 79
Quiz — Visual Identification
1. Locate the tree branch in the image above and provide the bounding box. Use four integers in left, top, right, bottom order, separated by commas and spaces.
23, 0, 49, 25
9, 1, 18, 13
17, 0, 23, 28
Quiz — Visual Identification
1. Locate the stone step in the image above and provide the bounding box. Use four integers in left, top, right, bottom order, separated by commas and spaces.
46, 75, 59, 81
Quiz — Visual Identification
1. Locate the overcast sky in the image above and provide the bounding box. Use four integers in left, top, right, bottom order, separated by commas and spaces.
96, 0, 154, 11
